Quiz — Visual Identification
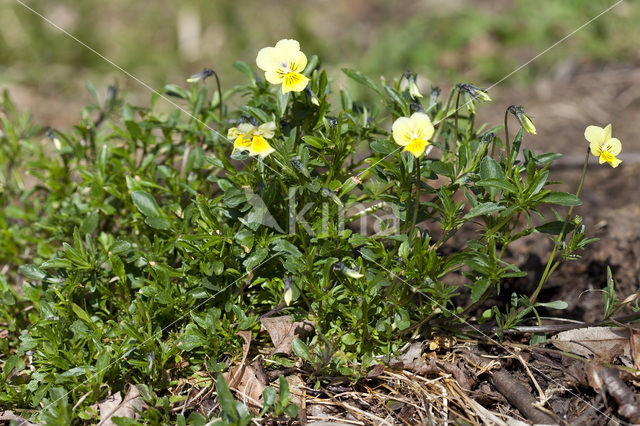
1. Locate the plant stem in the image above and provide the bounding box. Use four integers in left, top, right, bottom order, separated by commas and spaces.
292, 92, 301, 144
504, 108, 512, 177
411, 158, 421, 234
529, 146, 590, 305
404, 156, 413, 234
212, 70, 223, 121
432, 86, 456, 151
454, 89, 462, 149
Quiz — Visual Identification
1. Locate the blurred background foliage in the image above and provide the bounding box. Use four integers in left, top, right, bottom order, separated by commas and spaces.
1, 0, 638, 104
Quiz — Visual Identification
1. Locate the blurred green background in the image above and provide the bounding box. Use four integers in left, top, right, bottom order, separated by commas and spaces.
0, 0, 638, 126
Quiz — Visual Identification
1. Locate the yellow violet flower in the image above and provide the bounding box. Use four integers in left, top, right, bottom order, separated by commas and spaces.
585, 124, 622, 168
256, 39, 309, 94
227, 122, 277, 158
392, 112, 434, 158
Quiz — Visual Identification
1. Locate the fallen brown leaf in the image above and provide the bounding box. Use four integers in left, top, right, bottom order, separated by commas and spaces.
550, 326, 640, 361
97, 384, 146, 426
260, 315, 315, 356
222, 365, 265, 413
0, 410, 37, 426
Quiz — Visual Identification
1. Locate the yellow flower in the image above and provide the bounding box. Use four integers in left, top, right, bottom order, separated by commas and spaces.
227, 122, 277, 158
391, 112, 434, 158
585, 124, 622, 168
256, 39, 309, 94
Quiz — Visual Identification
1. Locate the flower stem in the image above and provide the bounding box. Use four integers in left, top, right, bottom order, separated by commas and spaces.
292, 92, 301, 144
529, 146, 590, 305
504, 108, 512, 177
454, 89, 462, 148
404, 156, 413, 234
212, 70, 223, 121
432, 86, 456, 151
411, 158, 421, 234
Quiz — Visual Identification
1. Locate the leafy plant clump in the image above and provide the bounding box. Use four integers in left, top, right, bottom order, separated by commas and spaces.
0, 41, 593, 422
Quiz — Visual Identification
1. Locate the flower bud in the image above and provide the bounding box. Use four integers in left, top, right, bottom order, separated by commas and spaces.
406, 72, 423, 99
508, 105, 537, 135
187, 68, 215, 83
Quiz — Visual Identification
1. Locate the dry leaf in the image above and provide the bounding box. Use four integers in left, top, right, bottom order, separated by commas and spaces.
260, 315, 315, 356
550, 327, 640, 361
97, 384, 146, 426
367, 363, 385, 378
0, 410, 37, 426
222, 365, 265, 412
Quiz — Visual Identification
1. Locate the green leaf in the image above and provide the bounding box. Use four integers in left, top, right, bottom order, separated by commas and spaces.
479, 156, 504, 180
536, 300, 568, 309
463, 202, 505, 219
471, 278, 491, 303
216, 373, 240, 422
270, 239, 302, 258
540, 192, 582, 206
534, 220, 576, 235
262, 387, 277, 407
370, 139, 398, 155
278, 375, 290, 403
341, 68, 383, 96
302, 135, 326, 149
80, 212, 99, 235
291, 338, 311, 362
476, 178, 518, 194
164, 84, 189, 100
19, 264, 46, 281
144, 216, 171, 230
233, 61, 256, 83
85, 80, 100, 104
71, 303, 97, 331
243, 247, 269, 271
284, 403, 299, 418
131, 190, 162, 217
341, 333, 357, 345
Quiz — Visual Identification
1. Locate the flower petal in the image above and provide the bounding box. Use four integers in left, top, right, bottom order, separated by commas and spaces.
282, 72, 309, 93
600, 151, 621, 168
392, 117, 413, 146
238, 123, 256, 134
288, 50, 307, 73
257, 122, 276, 139
603, 123, 612, 141
584, 125, 605, 144
274, 39, 301, 59
403, 139, 428, 158
604, 137, 621, 156
264, 69, 284, 85
233, 135, 252, 151
251, 135, 275, 158
410, 112, 434, 140
589, 141, 602, 157
256, 47, 281, 72
227, 127, 241, 139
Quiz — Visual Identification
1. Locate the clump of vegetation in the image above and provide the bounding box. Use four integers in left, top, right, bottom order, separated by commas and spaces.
0, 38, 609, 423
